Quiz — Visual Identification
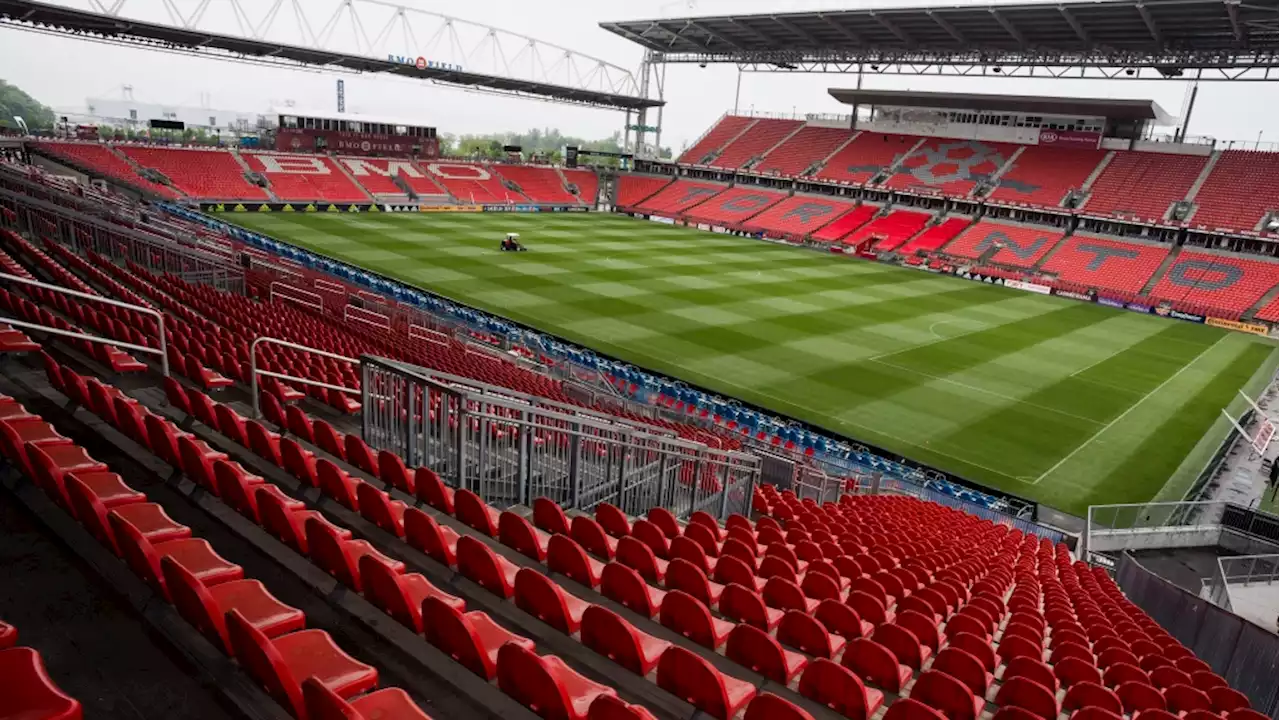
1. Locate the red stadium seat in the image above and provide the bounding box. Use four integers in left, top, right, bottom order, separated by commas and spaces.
302, 678, 433, 720
0, 647, 82, 720
599, 562, 667, 618
497, 642, 616, 720
359, 556, 463, 632
659, 590, 734, 649
514, 567, 589, 634
422, 596, 533, 680
656, 645, 757, 720
456, 535, 519, 598
580, 605, 671, 676
912, 669, 985, 720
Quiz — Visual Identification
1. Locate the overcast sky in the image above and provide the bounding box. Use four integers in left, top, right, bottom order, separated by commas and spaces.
1, 0, 1276, 151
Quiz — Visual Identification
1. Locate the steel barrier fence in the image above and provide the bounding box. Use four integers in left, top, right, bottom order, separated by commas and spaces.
1203, 554, 1280, 612
1116, 553, 1278, 717
361, 355, 760, 521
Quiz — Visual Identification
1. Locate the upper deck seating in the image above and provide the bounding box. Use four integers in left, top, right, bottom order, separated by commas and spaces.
814, 132, 917, 185
1189, 150, 1280, 233
711, 119, 803, 170
1083, 152, 1207, 223
755, 126, 853, 177
678, 115, 755, 165
119, 146, 267, 200
987, 146, 1107, 209
881, 139, 1018, 196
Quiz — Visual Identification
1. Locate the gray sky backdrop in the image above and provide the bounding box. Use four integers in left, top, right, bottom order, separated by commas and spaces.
1, 0, 1275, 150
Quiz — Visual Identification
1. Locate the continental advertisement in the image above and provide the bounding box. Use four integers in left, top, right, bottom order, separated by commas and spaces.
1205, 317, 1271, 336
202, 202, 376, 213
418, 204, 482, 213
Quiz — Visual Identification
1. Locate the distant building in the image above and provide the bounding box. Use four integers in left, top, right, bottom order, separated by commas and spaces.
79, 97, 269, 134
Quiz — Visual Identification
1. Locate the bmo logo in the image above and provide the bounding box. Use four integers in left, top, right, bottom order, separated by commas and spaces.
427, 163, 491, 181
1042, 132, 1059, 142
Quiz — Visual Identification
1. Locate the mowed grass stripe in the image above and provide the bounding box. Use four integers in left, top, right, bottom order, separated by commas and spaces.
229, 212, 1275, 516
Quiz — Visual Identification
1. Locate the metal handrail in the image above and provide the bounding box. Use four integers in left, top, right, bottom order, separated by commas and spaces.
0, 270, 168, 376
249, 336, 360, 418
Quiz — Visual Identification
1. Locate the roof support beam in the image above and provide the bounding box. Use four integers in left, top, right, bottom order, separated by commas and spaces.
1223, 0, 1244, 42
726, 18, 774, 48
927, 11, 966, 43
1134, 3, 1162, 43
870, 12, 914, 46
648, 22, 715, 52
686, 20, 744, 50
607, 23, 661, 51
989, 9, 1027, 47
816, 13, 864, 45
1058, 6, 1092, 45
770, 15, 821, 46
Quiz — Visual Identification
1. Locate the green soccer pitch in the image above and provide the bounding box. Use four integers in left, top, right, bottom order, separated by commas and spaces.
230, 210, 1278, 516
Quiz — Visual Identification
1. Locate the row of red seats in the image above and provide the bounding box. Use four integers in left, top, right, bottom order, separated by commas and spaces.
1147, 249, 1279, 317
943, 220, 1065, 268
0, 618, 81, 719
740, 196, 858, 240
494, 165, 581, 204
33, 142, 181, 199
682, 186, 787, 228
710, 119, 804, 170
756, 126, 853, 177
13, 355, 435, 720
678, 115, 755, 165
1039, 235, 1171, 295
635, 179, 728, 217
145, 361, 810, 719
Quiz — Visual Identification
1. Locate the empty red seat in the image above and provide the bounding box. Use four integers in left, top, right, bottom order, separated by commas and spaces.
1209, 686, 1251, 713
533, 497, 570, 536
913, 669, 985, 720
815, 599, 872, 641
497, 642, 616, 720
763, 577, 819, 614
1005, 656, 1057, 694
883, 697, 946, 720
360, 555, 463, 632
317, 459, 361, 510
258, 487, 348, 555
514, 567, 589, 634
306, 516, 405, 591
422, 596, 534, 680
872, 622, 931, 670
1054, 656, 1103, 690
646, 507, 681, 539
595, 502, 631, 538
281, 439, 319, 487
615, 536, 669, 584
108, 512, 243, 599
656, 645, 757, 720
725, 623, 808, 684
995, 676, 1059, 720
666, 558, 724, 609
500, 511, 550, 562
778, 610, 847, 660
226, 610, 378, 718
456, 535, 520, 598
378, 451, 414, 494
631, 519, 670, 559
161, 556, 305, 656
548, 534, 605, 588
313, 421, 346, 460
404, 507, 459, 567
343, 434, 379, 476
1064, 682, 1124, 716
302, 678, 433, 720
211, 460, 272, 521
948, 631, 997, 673
572, 516, 618, 561
580, 605, 671, 676
1164, 683, 1213, 714
659, 590, 734, 649
0, 647, 82, 720
744, 692, 815, 720
455, 489, 500, 537
587, 695, 659, 720
599, 562, 666, 618
932, 646, 993, 697
718, 583, 783, 631
798, 658, 884, 720
356, 483, 406, 537
842, 637, 912, 693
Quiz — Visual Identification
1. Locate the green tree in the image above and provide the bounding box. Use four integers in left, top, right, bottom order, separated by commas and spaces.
0, 79, 56, 130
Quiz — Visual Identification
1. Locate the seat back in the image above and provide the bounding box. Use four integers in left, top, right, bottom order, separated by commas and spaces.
683, 523, 721, 558
65, 474, 116, 551
316, 459, 358, 509
301, 677, 363, 720
215, 403, 248, 446
422, 596, 496, 679
815, 599, 866, 640
107, 511, 166, 595
455, 489, 497, 537
514, 568, 576, 634
164, 376, 192, 414
246, 421, 281, 466
533, 497, 570, 535
725, 623, 791, 684
178, 436, 217, 491
842, 637, 907, 692
313, 420, 345, 459
595, 502, 631, 538
779, 610, 837, 659
615, 536, 663, 583
356, 483, 402, 537
343, 434, 378, 475
646, 506, 681, 538
571, 515, 615, 559
1165, 684, 1213, 713
415, 467, 454, 514
213, 460, 261, 521
546, 534, 598, 589
306, 516, 359, 589
883, 697, 946, 720
378, 451, 412, 493
1209, 686, 1250, 713
161, 555, 232, 653
587, 694, 660, 720
915, 669, 981, 720
745, 693, 814, 720
949, 631, 997, 672
359, 554, 418, 630
581, 605, 652, 676
404, 508, 456, 566
226, 609, 305, 717
658, 590, 719, 649
933, 646, 990, 697
630, 519, 670, 559
499, 512, 546, 562
798, 658, 874, 720
847, 590, 889, 626
801, 571, 842, 602
599, 562, 661, 618
456, 535, 511, 597
656, 645, 736, 720
260, 391, 285, 428
496, 642, 580, 716
762, 577, 808, 612
1063, 681, 1123, 714
114, 396, 148, 444
285, 404, 314, 443
257, 486, 307, 553
666, 558, 716, 608
276, 437, 317, 486
713, 554, 758, 588
145, 414, 182, 466
1104, 662, 1149, 689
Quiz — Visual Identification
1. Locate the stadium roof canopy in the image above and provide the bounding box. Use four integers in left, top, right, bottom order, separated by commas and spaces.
827, 89, 1176, 123
0, 0, 662, 111
600, 0, 1279, 80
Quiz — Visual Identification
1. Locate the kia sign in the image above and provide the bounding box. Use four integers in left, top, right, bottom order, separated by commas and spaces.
1039, 129, 1102, 149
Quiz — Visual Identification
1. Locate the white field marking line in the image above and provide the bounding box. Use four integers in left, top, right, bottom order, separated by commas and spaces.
870, 358, 1106, 427
1068, 330, 1160, 379
866, 319, 993, 360
1031, 334, 1228, 485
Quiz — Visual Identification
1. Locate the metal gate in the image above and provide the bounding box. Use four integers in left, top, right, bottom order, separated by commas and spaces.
362, 355, 760, 521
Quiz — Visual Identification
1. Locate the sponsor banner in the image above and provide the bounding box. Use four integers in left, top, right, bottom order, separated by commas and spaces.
203, 202, 372, 213
1169, 309, 1205, 323
1005, 279, 1052, 295
1038, 129, 1102, 149
696, 223, 711, 231
1097, 297, 1127, 309
1053, 289, 1094, 302
1206, 317, 1271, 336
1126, 302, 1152, 314
419, 204, 481, 213
548, 205, 589, 213
711, 225, 727, 234
483, 204, 541, 213
649, 215, 675, 225
275, 128, 440, 158
383, 204, 420, 212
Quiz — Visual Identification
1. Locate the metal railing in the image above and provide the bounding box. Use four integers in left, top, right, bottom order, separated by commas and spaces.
361, 355, 760, 521
249, 337, 360, 418
1203, 554, 1280, 611
1086, 500, 1280, 558
0, 270, 169, 376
